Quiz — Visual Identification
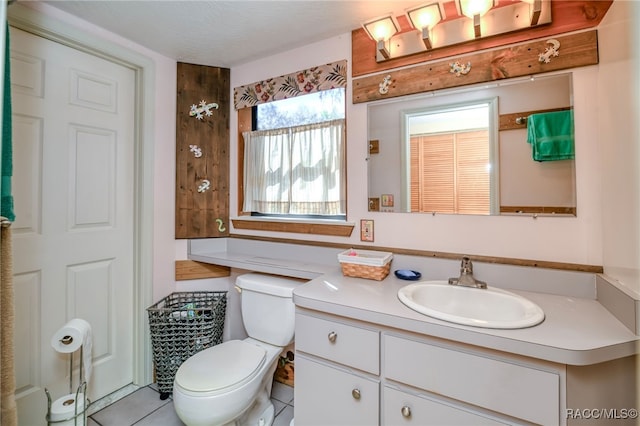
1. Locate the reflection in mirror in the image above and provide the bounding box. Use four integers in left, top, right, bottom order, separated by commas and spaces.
401, 99, 499, 215
367, 73, 576, 216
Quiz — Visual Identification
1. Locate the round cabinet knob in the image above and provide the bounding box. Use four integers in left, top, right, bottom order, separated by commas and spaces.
352, 388, 361, 400
401, 405, 411, 418
327, 331, 337, 343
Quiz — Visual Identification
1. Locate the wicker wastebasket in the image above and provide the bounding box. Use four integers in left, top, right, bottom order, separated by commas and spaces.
147, 291, 227, 399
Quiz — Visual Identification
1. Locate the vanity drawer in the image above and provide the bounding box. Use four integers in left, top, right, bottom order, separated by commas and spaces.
296, 313, 380, 374
383, 386, 510, 426
384, 335, 560, 425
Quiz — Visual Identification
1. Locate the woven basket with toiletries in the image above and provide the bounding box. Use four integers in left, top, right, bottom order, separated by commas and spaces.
147, 291, 227, 398
338, 249, 393, 281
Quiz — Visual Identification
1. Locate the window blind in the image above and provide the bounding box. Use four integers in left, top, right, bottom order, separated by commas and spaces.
411, 130, 489, 214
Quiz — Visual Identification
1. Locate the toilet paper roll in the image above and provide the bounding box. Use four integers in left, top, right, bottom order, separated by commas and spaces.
51, 319, 93, 383
51, 319, 90, 353
50, 393, 86, 426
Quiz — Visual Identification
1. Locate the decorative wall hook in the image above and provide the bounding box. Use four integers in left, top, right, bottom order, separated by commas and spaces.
449, 61, 471, 76
189, 100, 219, 120
379, 75, 392, 95
538, 39, 560, 63
197, 179, 211, 193
216, 218, 226, 233
189, 144, 203, 158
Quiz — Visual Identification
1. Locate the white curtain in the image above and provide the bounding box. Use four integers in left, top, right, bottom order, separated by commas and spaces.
243, 119, 345, 215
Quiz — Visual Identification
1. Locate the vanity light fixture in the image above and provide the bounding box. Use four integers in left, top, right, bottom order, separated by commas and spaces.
406, 2, 444, 50
457, 0, 495, 38
362, 0, 551, 63
362, 15, 399, 59
523, 0, 543, 26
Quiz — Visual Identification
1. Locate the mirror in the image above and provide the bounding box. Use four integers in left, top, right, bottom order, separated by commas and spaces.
367, 73, 576, 216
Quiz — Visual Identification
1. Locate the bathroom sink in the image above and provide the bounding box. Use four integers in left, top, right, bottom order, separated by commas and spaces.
397, 281, 545, 329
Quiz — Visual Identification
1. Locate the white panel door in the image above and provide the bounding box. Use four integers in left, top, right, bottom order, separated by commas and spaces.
10, 26, 136, 425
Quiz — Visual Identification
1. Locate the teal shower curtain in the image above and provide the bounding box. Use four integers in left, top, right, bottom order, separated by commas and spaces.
0, 21, 17, 426
1, 24, 13, 222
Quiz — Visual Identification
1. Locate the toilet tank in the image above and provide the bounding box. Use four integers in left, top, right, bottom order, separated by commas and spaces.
236, 273, 301, 346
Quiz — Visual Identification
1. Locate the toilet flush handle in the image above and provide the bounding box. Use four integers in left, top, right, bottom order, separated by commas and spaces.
327, 331, 337, 343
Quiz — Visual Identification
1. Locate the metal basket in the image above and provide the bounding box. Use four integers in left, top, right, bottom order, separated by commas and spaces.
147, 291, 227, 397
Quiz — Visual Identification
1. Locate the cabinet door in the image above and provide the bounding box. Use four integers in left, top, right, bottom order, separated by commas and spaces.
295, 355, 379, 426
383, 386, 511, 426
384, 335, 560, 425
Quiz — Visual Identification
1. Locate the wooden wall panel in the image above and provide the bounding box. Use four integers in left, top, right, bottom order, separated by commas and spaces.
175, 260, 230, 281
353, 30, 598, 104
231, 219, 354, 237
499, 107, 572, 131
175, 63, 230, 238
236, 107, 251, 216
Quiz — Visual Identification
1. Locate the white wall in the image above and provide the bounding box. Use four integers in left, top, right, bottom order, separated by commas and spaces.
230, 34, 604, 267
597, 0, 640, 296
28, 2, 637, 298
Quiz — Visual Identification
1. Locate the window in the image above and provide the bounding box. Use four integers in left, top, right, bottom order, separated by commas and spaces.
256, 88, 345, 130
242, 88, 346, 219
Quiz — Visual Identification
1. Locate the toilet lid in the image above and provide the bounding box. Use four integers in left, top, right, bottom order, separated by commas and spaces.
175, 340, 266, 393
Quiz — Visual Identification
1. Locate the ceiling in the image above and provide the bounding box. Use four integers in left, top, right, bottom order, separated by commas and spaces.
41, 0, 424, 68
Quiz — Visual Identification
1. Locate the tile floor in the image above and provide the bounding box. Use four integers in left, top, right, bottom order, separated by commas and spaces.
86, 381, 294, 426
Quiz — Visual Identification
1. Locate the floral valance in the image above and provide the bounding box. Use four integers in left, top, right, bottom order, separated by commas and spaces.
234, 60, 347, 110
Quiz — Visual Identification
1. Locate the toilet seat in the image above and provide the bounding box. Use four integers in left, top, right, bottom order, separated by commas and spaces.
175, 340, 266, 395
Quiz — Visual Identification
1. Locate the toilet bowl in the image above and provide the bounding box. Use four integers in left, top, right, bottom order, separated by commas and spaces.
173, 273, 300, 426
173, 338, 282, 425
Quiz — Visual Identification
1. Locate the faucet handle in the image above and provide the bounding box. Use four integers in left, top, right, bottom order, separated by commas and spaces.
460, 256, 472, 273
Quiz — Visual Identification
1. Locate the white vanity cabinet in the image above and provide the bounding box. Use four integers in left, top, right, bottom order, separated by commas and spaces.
295, 309, 566, 426
294, 312, 381, 425
383, 334, 562, 425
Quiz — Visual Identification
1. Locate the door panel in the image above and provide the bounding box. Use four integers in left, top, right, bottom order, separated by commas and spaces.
10, 26, 136, 425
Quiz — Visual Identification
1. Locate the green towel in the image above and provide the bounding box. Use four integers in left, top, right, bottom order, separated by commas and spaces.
1, 24, 14, 222
527, 110, 574, 162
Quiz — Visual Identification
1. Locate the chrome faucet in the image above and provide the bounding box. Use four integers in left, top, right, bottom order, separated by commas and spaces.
448, 256, 487, 289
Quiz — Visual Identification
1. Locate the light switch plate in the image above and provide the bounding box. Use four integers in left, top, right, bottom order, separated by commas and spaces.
360, 219, 374, 242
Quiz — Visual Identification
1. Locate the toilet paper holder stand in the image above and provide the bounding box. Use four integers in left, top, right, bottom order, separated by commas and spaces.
45, 338, 89, 426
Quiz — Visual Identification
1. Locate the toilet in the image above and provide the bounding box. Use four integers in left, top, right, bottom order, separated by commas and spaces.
173, 273, 299, 426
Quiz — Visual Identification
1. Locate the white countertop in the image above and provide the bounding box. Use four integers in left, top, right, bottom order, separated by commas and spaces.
187, 239, 638, 366
293, 270, 639, 366
189, 250, 328, 280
